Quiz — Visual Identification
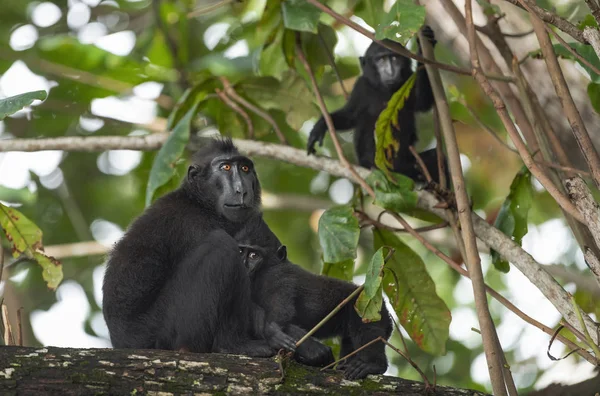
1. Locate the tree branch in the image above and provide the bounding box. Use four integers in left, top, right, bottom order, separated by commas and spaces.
0, 346, 490, 395
429, 6, 509, 392
502, 0, 587, 43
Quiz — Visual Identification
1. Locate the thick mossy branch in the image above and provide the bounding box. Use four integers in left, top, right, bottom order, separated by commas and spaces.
0, 346, 489, 395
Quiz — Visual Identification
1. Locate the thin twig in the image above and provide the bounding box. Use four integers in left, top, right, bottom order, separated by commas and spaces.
1, 305, 13, 346
321, 336, 382, 370
218, 77, 288, 145
462, 101, 518, 154
294, 32, 375, 197
16, 308, 23, 347
296, 286, 363, 347
187, 0, 234, 18
572, 295, 600, 358
215, 88, 254, 139
317, 31, 349, 100
502, 0, 587, 43
409, 146, 433, 183
381, 339, 432, 389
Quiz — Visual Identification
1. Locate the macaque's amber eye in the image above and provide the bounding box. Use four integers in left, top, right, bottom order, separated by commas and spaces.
241, 165, 249, 172
221, 164, 231, 171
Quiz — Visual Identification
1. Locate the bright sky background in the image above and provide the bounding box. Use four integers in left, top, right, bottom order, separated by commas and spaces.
0, 0, 596, 391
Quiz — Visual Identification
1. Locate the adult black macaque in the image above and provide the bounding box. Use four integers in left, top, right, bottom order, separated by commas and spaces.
102, 138, 293, 356
236, 217, 393, 380
306, 26, 441, 183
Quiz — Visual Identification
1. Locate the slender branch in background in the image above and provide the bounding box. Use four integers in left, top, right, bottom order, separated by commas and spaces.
294, 32, 375, 197
218, 77, 288, 145
215, 88, 254, 139
534, 159, 591, 177
304, 0, 514, 82
461, 100, 518, 154
187, 0, 234, 18
380, 339, 433, 389
522, 1, 600, 190
317, 31, 349, 100
1, 305, 13, 346
392, 213, 598, 365
2, 135, 597, 340
423, 7, 510, 392
502, 0, 587, 43
152, 0, 187, 88
583, 27, 600, 67
321, 336, 382, 370
0, 235, 4, 284
572, 296, 600, 358
296, 285, 363, 347
409, 146, 433, 182
16, 308, 23, 347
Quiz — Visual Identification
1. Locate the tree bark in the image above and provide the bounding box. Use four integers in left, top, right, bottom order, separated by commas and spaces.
0, 346, 489, 395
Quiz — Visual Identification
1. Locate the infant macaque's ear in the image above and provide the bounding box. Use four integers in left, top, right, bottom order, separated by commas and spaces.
277, 245, 287, 261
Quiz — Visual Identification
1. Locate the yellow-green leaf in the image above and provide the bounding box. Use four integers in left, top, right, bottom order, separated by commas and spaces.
374, 73, 417, 174
375, 229, 450, 355
0, 203, 63, 289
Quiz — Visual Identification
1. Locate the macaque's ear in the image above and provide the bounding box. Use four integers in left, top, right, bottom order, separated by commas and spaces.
188, 165, 200, 181
276, 245, 287, 261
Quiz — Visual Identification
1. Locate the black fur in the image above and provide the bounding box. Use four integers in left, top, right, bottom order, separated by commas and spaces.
236, 216, 393, 380
102, 138, 274, 356
307, 26, 443, 183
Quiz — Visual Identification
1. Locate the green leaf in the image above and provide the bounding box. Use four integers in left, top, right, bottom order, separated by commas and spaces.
0, 203, 63, 289
364, 247, 385, 298
322, 259, 354, 282
578, 14, 598, 30
588, 82, 600, 114
237, 73, 320, 130
0, 90, 47, 120
373, 0, 425, 45
355, 0, 385, 28
374, 72, 417, 173
366, 169, 417, 213
491, 167, 533, 272
146, 97, 204, 207
318, 205, 360, 263
355, 285, 383, 322
375, 229, 451, 355
282, 0, 321, 33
